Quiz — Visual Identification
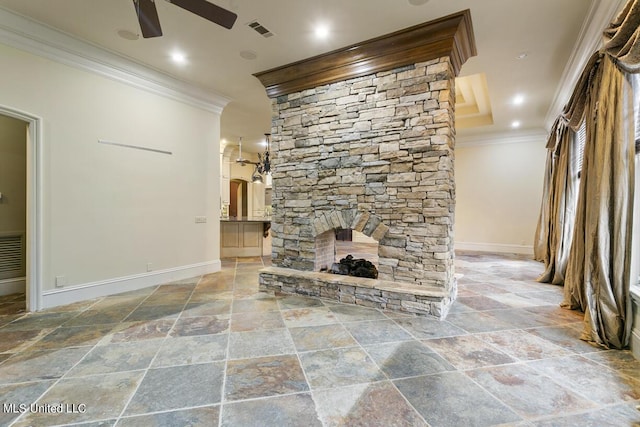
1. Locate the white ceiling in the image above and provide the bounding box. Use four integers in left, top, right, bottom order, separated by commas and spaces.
0, 0, 619, 152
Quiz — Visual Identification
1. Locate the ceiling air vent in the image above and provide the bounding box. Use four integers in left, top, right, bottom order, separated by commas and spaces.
247, 20, 274, 38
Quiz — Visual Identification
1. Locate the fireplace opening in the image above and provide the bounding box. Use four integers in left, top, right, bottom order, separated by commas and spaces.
315, 229, 379, 278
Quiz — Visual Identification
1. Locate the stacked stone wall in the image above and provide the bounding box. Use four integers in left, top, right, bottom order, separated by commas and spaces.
269, 57, 456, 290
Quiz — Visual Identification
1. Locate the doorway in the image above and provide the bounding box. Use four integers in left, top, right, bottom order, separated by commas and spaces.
0, 114, 27, 314
230, 179, 248, 218
0, 106, 42, 312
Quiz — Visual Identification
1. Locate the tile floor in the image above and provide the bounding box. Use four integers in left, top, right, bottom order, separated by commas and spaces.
0, 252, 639, 426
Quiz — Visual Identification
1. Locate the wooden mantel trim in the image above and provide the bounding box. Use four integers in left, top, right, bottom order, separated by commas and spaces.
254, 9, 477, 98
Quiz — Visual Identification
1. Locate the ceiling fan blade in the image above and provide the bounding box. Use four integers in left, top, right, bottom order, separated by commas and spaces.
133, 0, 163, 38
168, 0, 237, 29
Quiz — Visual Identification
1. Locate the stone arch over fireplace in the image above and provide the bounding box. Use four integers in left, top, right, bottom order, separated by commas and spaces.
310, 209, 388, 240
312, 209, 387, 272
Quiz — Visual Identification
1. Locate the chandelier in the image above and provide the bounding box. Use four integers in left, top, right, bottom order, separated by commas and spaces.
235, 134, 271, 183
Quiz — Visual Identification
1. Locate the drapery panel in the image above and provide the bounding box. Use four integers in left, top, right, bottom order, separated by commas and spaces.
534, 53, 601, 285
563, 56, 636, 349
534, 0, 639, 349
536, 122, 579, 285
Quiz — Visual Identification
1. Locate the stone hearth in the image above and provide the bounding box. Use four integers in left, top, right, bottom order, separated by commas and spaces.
255, 11, 476, 319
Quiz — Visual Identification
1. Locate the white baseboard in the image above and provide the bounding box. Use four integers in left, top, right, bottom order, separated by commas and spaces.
41, 260, 221, 310
455, 241, 534, 256
0, 277, 26, 296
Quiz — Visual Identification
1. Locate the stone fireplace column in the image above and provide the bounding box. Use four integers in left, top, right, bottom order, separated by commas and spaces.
254, 10, 476, 318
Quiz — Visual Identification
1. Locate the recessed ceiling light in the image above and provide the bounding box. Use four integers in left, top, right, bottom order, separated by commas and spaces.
314, 24, 330, 40
513, 94, 525, 105
511, 121, 521, 128
240, 50, 257, 60
408, 0, 430, 5
117, 29, 139, 41
171, 52, 187, 65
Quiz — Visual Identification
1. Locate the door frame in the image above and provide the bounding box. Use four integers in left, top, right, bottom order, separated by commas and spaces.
0, 105, 43, 311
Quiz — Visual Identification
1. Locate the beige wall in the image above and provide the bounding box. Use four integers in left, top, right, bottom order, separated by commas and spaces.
0, 42, 222, 293
454, 137, 547, 254
0, 115, 27, 235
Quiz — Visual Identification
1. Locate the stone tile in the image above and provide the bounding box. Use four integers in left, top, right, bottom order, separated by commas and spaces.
526, 325, 603, 354
224, 355, 308, 401
466, 364, 597, 419
228, 328, 295, 359
445, 311, 514, 333
57, 420, 116, 427
28, 324, 116, 350
423, 335, 515, 370
523, 305, 585, 324
479, 329, 572, 361
123, 304, 183, 322
66, 339, 162, 377
0, 347, 91, 384
343, 319, 412, 345
456, 295, 511, 311
277, 295, 326, 310
530, 402, 640, 426
364, 340, 454, 379
152, 334, 227, 368
528, 355, 640, 405
221, 393, 321, 427
288, 324, 357, 352
485, 308, 558, 329
583, 349, 640, 380
230, 310, 284, 332
140, 291, 192, 306
0, 328, 52, 353
298, 347, 384, 389
231, 297, 279, 313
461, 282, 510, 294
189, 290, 234, 302
313, 381, 427, 427
394, 371, 522, 427
392, 316, 467, 339
181, 300, 231, 318
118, 406, 220, 427
0, 313, 23, 327
328, 304, 387, 322
14, 371, 144, 426
1, 311, 80, 331
170, 316, 229, 337
0, 380, 55, 426
99, 319, 173, 344
487, 292, 554, 308
125, 362, 224, 415
62, 307, 137, 327
281, 307, 339, 328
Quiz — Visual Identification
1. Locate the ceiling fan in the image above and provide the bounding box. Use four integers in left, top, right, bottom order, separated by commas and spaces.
132, 0, 237, 38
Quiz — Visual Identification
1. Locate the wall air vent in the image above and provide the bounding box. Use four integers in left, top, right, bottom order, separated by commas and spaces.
247, 20, 274, 38
0, 233, 25, 280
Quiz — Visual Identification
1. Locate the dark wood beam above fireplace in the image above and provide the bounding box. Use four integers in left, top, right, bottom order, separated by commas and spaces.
254, 9, 477, 98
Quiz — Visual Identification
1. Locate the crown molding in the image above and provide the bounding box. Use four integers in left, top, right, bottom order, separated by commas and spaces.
544, 0, 626, 130
0, 7, 231, 114
456, 128, 547, 148
254, 10, 476, 98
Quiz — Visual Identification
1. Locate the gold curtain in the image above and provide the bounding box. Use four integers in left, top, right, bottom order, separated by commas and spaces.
563, 55, 636, 349
535, 0, 639, 349
533, 53, 601, 284
536, 122, 579, 284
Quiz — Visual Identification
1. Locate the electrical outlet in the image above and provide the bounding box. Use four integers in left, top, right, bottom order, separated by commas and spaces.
146, 263, 153, 272
195, 216, 207, 223
55, 276, 66, 288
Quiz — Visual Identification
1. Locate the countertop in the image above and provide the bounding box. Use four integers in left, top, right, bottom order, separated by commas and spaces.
220, 216, 272, 223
